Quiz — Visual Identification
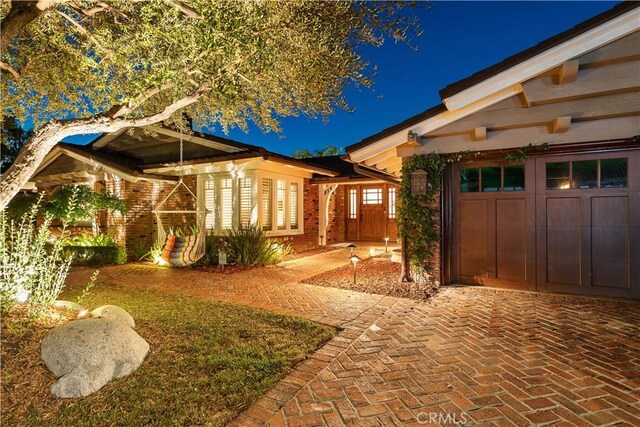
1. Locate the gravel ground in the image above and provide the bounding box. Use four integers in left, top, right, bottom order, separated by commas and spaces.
302, 256, 437, 301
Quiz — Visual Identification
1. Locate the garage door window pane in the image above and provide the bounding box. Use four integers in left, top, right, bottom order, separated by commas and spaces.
571, 160, 597, 189
460, 168, 479, 193
503, 166, 525, 191
546, 162, 570, 190
481, 167, 501, 192
601, 158, 627, 188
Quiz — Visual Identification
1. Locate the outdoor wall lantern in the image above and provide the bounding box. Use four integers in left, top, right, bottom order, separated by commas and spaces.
411, 169, 428, 196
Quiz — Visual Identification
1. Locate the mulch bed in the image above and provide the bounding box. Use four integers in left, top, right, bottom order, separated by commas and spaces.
302, 256, 438, 301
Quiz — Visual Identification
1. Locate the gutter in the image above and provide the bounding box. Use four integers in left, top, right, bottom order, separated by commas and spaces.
341, 153, 400, 184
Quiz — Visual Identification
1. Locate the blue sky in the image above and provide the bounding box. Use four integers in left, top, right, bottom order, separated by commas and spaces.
65, 1, 619, 156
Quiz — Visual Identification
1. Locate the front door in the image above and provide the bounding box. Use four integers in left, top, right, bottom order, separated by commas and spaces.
360, 186, 386, 241
345, 184, 398, 241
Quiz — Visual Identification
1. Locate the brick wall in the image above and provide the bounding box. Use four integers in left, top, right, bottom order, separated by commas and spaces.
326, 185, 346, 244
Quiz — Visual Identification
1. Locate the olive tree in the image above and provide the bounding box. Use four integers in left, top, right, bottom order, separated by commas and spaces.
0, 0, 419, 207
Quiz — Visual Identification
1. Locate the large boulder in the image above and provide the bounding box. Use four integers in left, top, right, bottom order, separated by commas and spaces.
41, 313, 149, 398
91, 305, 136, 328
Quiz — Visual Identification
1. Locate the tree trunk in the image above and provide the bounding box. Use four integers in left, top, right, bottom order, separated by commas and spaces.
0, 84, 208, 208
1, 1, 54, 53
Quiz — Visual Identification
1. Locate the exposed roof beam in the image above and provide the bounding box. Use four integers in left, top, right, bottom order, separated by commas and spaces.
442, 7, 639, 111
558, 60, 579, 84
151, 126, 245, 153
363, 148, 397, 167
471, 127, 487, 141
550, 116, 572, 133
376, 156, 401, 170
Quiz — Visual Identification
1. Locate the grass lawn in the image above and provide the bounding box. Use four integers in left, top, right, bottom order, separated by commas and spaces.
1, 283, 335, 426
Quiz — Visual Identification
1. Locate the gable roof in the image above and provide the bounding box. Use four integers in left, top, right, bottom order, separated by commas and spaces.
439, 2, 638, 100
346, 2, 640, 163
36, 126, 342, 181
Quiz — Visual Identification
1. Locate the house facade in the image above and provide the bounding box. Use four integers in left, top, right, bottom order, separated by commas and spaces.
30, 127, 399, 256
345, 3, 640, 299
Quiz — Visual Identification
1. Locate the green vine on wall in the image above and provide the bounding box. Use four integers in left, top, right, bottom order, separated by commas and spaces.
398, 153, 458, 273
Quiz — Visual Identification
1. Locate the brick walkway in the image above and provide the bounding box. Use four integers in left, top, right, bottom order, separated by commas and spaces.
66, 251, 640, 426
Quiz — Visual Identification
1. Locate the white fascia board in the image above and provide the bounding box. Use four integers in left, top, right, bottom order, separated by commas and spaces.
349, 85, 522, 163
443, 8, 640, 111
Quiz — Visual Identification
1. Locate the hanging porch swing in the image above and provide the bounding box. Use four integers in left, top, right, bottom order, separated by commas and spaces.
152, 138, 209, 267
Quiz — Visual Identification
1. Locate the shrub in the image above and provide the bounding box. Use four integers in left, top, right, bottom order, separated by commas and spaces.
5, 192, 38, 222
63, 232, 117, 247
0, 203, 72, 315
43, 185, 127, 231
61, 245, 127, 266
224, 225, 291, 266
141, 242, 163, 263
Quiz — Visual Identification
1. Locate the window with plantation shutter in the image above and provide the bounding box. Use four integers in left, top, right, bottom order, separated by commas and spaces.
220, 178, 233, 229
290, 182, 299, 229
204, 179, 215, 229
262, 178, 272, 230
276, 180, 286, 230
238, 177, 253, 227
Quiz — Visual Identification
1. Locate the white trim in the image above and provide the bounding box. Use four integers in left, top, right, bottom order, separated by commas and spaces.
443, 9, 640, 111
349, 85, 523, 162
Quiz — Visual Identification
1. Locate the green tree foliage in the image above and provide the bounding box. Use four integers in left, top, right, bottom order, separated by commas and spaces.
0, 1, 420, 207
43, 184, 127, 227
1, 115, 33, 173
292, 145, 342, 159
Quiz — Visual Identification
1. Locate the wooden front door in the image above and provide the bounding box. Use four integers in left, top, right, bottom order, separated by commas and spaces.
345, 184, 398, 242
360, 186, 386, 240
450, 149, 640, 299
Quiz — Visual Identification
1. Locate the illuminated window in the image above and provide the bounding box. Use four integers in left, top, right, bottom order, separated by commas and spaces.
239, 177, 253, 227
362, 188, 382, 204
276, 180, 286, 230
349, 188, 357, 219
290, 182, 299, 230
204, 179, 215, 229
261, 178, 272, 230
220, 178, 233, 229
546, 159, 627, 190
388, 187, 396, 219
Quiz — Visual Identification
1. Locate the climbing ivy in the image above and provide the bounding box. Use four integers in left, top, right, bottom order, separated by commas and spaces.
398, 153, 458, 273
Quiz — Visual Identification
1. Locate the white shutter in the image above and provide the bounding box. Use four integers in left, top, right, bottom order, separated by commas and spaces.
239, 177, 253, 227
262, 178, 272, 230
290, 182, 298, 230
276, 180, 285, 230
220, 178, 233, 229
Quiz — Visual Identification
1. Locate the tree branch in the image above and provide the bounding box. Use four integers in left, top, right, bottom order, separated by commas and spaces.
0, 83, 210, 208
1, 0, 58, 55
55, 9, 114, 60
0, 61, 22, 79
68, 1, 130, 19
112, 83, 175, 118
166, 1, 202, 20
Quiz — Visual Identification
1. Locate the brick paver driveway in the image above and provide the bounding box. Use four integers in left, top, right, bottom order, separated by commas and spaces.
67, 250, 640, 426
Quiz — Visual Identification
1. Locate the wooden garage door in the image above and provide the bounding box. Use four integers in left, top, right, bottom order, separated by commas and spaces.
453, 161, 537, 289
535, 151, 640, 299
452, 149, 640, 299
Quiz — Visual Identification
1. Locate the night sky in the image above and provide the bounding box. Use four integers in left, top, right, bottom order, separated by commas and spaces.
64, 1, 619, 156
